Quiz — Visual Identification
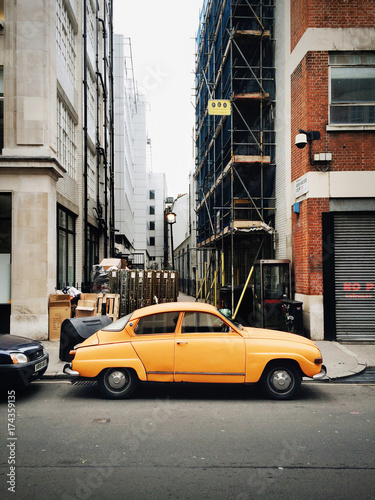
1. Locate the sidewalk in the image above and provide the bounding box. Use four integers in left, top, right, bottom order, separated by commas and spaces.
42, 292, 375, 380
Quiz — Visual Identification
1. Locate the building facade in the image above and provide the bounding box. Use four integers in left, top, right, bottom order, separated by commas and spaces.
195, 0, 375, 340
277, 0, 375, 341
174, 174, 198, 297
114, 34, 166, 271
0, 0, 114, 338
194, 0, 276, 312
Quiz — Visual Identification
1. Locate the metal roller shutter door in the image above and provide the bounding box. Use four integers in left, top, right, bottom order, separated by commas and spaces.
334, 213, 375, 342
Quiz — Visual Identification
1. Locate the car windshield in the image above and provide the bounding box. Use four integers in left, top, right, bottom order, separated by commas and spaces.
101, 313, 132, 332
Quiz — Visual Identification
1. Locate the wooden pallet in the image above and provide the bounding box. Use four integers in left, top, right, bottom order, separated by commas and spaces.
96, 293, 120, 321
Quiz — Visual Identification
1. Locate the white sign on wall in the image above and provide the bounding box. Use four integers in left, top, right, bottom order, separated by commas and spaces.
295, 174, 309, 198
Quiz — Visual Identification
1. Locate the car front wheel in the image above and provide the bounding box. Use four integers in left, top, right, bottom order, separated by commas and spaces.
98, 368, 138, 399
261, 363, 301, 400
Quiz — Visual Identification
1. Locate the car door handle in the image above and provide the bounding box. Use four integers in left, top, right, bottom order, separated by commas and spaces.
177, 341, 188, 345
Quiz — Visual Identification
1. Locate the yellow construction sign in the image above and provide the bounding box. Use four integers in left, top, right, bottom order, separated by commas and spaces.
208, 99, 231, 116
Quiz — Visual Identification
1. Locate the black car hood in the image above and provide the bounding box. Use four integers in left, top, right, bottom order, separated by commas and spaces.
0, 335, 44, 364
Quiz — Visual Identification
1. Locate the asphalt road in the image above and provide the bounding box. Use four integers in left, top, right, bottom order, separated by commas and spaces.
0, 380, 374, 500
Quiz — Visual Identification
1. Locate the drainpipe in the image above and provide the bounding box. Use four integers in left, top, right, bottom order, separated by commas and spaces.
83, 0, 88, 286
109, 0, 115, 256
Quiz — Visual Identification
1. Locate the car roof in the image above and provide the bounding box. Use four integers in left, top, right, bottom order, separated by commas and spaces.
129, 301, 219, 320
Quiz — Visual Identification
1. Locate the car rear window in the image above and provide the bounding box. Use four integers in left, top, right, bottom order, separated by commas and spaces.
134, 312, 180, 335
102, 313, 132, 332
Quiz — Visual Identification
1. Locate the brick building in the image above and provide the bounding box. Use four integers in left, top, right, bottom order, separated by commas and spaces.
276, 0, 375, 341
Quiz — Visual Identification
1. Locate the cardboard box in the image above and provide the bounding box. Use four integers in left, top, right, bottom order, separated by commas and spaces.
48, 294, 71, 340
76, 299, 96, 318
100, 258, 122, 271
80, 293, 98, 303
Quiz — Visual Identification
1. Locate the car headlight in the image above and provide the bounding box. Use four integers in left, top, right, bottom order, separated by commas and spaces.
10, 352, 29, 364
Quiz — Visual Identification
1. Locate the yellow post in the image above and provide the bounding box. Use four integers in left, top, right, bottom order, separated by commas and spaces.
214, 270, 218, 307
232, 266, 254, 320
204, 261, 207, 302
221, 253, 225, 287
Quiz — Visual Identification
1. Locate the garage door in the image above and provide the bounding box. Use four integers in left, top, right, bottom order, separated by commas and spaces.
334, 213, 375, 342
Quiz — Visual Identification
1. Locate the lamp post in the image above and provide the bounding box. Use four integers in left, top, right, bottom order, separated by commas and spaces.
166, 211, 176, 270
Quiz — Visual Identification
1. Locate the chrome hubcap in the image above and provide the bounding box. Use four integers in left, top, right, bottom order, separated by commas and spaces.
107, 370, 127, 390
271, 370, 292, 391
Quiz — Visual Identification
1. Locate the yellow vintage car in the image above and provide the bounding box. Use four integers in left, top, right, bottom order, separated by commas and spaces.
63, 302, 326, 400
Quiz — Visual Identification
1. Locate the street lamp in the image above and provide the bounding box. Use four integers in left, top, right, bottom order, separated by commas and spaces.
166, 211, 176, 270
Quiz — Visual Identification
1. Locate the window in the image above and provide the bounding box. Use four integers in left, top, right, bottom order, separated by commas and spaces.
149, 221, 155, 230
0, 66, 3, 153
149, 206, 155, 215
149, 190, 155, 200
134, 312, 180, 335
0, 193, 11, 254
57, 95, 77, 178
330, 52, 375, 125
181, 312, 228, 333
56, 0, 76, 82
149, 236, 155, 246
57, 205, 76, 288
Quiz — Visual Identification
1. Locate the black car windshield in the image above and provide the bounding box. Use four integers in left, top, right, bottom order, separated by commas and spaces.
101, 313, 132, 332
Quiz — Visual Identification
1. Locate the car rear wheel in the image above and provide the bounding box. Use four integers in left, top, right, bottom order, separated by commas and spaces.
98, 368, 138, 399
261, 363, 301, 400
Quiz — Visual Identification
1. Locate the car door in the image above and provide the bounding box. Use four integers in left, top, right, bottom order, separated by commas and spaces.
174, 311, 246, 383
130, 311, 180, 382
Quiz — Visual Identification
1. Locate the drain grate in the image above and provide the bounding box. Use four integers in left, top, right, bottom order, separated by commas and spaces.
73, 380, 97, 387
331, 369, 375, 384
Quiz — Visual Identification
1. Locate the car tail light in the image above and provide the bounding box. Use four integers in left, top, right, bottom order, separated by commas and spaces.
314, 357, 323, 365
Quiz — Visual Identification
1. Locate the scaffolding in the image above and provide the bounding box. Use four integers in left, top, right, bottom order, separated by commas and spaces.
194, 0, 276, 311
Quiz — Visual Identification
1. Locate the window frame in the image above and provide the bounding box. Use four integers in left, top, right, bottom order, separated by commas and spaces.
328, 52, 375, 130
57, 205, 76, 288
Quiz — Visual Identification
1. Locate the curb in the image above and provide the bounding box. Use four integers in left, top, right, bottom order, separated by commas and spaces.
334, 343, 367, 378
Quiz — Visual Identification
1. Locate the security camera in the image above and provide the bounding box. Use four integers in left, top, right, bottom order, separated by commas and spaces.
295, 133, 308, 149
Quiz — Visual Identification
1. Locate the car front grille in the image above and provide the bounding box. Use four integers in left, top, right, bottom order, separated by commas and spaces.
29, 348, 45, 361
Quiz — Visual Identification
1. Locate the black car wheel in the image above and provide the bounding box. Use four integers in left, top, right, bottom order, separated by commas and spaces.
261, 363, 301, 400
98, 368, 138, 399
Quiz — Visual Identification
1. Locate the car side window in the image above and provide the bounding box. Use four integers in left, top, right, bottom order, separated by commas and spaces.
181, 312, 229, 333
134, 312, 180, 335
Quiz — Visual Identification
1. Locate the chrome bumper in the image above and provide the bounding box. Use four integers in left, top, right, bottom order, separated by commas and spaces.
312, 365, 327, 380
63, 363, 80, 377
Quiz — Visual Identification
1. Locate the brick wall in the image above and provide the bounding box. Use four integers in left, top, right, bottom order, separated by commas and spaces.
292, 198, 330, 296
291, 50, 375, 182
291, 0, 375, 51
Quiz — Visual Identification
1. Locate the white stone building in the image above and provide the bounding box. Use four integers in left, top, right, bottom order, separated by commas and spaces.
0, 0, 114, 338
113, 35, 166, 271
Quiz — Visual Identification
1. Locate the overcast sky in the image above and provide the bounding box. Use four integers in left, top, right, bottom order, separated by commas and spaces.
113, 0, 204, 197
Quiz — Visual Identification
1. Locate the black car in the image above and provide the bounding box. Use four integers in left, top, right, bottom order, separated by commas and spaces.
0, 334, 49, 387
